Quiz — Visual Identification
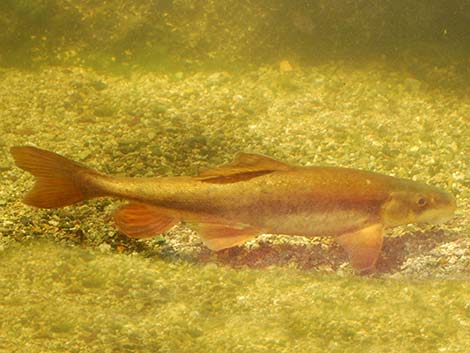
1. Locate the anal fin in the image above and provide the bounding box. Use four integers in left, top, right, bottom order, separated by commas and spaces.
336, 223, 384, 273
114, 203, 179, 239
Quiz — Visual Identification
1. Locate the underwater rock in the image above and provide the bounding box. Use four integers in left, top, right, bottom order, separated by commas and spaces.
89, 80, 108, 91
94, 103, 117, 117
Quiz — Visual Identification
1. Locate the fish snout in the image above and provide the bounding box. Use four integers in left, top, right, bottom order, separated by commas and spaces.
425, 191, 457, 225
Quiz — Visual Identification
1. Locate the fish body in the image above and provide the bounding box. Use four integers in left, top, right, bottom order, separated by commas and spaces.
99, 168, 395, 236
10, 146, 456, 272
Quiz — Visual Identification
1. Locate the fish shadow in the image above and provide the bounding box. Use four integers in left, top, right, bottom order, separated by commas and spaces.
378, 228, 457, 273
196, 228, 457, 274
198, 241, 343, 271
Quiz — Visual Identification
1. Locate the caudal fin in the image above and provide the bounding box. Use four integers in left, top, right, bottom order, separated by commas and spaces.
10, 146, 100, 208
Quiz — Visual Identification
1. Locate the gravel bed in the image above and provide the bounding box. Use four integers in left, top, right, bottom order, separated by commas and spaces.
0, 63, 469, 351
1, 64, 468, 277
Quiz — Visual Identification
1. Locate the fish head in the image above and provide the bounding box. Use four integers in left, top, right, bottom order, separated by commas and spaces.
381, 182, 456, 227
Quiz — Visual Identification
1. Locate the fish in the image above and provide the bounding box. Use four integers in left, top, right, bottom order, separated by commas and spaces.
10, 146, 456, 272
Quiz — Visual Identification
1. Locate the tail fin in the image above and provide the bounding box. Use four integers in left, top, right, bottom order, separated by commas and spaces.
10, 146, 101, 208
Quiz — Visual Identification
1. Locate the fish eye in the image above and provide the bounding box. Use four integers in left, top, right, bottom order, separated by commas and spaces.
416, 197, 427, 207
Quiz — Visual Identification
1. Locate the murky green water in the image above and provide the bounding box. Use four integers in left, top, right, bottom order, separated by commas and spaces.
1, 241, 469, 352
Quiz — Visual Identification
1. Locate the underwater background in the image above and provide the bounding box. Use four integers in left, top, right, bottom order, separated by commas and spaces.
1, 1, 469, 352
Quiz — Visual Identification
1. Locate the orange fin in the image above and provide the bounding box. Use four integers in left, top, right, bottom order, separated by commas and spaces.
10, 146, 98, 208
196, 153, 292, 184
195, 220, 261, 250
114, 203, 179, 239
336, 224, 384, 273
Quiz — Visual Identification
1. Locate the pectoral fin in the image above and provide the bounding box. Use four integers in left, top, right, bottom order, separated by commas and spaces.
336, 224, 384, 273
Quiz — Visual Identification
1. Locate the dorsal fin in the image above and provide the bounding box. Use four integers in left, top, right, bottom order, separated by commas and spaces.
195, 153, 292, 184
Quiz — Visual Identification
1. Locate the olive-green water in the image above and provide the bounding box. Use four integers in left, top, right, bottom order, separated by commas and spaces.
1, 241, 469, 353
1, 1, 470, 352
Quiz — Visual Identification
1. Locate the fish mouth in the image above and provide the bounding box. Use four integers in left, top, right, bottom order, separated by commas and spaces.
419, 194, 457, 225
426, 209, 455, 225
